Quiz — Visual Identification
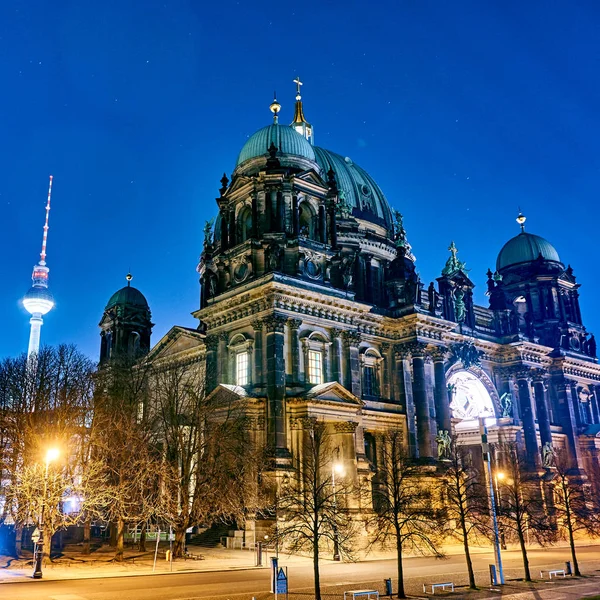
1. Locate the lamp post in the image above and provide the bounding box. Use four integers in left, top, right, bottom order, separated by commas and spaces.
33, 448, 59, 579
331, 461, 345, 561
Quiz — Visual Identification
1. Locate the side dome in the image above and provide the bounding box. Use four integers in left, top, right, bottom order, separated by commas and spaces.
313, 147, 393, 230
105, 285, 149, 311
496, 232, 561, 272
236, 124, 316, 167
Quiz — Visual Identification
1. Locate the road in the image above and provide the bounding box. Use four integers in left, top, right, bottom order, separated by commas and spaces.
2, 546, 599, 600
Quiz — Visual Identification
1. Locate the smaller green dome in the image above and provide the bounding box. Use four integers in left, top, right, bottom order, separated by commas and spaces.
497, 232, 561, 272
236, 124, 316, 166
106, 285, 149, 311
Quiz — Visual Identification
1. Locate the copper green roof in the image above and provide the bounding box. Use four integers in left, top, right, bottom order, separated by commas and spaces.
236, 124, 316, 166
496, 232, 561, 272
105, 285, 149, 310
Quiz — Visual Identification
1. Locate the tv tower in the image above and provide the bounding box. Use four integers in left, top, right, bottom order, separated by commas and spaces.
22, 176, 55, 358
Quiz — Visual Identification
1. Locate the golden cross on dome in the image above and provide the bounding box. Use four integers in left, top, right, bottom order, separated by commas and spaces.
293, 77, 303, 98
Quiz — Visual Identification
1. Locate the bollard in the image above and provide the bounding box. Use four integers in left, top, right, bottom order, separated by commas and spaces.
256, 542, 263, 567
489, 564, 497, 586
165, 549, 171, 562
565, 561, 572, 576
384, 578, 393, 596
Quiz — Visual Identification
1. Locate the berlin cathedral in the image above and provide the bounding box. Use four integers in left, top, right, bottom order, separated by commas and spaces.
99, 82, 600, 510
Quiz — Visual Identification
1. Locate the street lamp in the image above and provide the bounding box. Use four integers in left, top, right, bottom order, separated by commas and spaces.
331, 461, 345, 562
33, 448, 59, 579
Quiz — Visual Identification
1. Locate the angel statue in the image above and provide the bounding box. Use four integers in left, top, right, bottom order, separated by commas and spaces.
435, 429, 452, 460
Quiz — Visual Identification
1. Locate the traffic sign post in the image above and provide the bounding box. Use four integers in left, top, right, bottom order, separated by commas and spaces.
275, 566, 288, 600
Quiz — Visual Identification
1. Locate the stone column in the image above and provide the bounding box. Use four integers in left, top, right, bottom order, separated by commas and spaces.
589, 385, 600, 424
265, 315, 288, 459
330, 329, 342, 384
431, 347, 451, 432
218, 332, 229, 385
252, 320, 264, 387
205, 335, 219, 394
554, 379, 584, 470
292, 195, 299, 236
318, 204, 327, 243
333, 421, 360, 508
411, 345, 434, 459
220, 210, 229, 251
287, 318, 302, 385
276, 190, 284, 232
364, 256, 373, 303
341, 331, 362, 397
251, 194, 259, 238
395, 347, 417, 457
380, 343, 391, 400
532, 370, 552, 450
515, 371, 540, 468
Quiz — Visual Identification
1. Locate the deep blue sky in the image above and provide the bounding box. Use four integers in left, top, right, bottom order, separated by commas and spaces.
1, 0, 599, 360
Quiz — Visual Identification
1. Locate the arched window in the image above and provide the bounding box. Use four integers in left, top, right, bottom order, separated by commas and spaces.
361, 348, 382, 397
447, 371, 496, 423
128, 331, 141, 355
228, 333, 253, 387
302, 332, 329, 385
238, 205, 253, 242
299, 201, 317, 240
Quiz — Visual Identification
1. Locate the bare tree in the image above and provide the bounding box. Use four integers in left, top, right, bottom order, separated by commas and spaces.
366, 428, 446, 598
442, 436, 490, 589
148, 358, 260, 558
275, 419, 356, 600
494, 443, 554, 581
551, 448, 600, 576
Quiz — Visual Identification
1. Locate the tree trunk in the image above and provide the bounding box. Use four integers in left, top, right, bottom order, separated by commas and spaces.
110, 521, 117, 547
173, 526, 186, 558
139, 524, 147, 552
14, 525, 23, 558
566, 516, 580, 576
313, 536, 321, 600
461, 518, 476, 589
82, 518, 91, 555
396, 535, 405, 598
115, 518, 125, 562
517, 522, 531, 581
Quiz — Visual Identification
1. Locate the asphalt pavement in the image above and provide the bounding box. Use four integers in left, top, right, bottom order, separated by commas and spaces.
1, 545, 599, 600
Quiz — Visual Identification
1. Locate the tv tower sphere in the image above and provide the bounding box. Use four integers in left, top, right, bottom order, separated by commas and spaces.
22, 176, 55, 358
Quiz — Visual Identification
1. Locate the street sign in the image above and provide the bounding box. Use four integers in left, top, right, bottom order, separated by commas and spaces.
31, 528, 40, 544
276, 567, 288, 594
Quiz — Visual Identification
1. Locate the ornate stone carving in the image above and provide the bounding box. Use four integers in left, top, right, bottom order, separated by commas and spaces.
380, 342, 391, 354
330, 328, 342, 339
429, 345, 448, 362
264, 315, 287, 333
449, 340, 482, 369
218, 332, 229, 342
334, 421, 358, 433
341, 330, 362, 347
288, 318, 302, 330
205, 335, 219, 351
251, 319, 264, 332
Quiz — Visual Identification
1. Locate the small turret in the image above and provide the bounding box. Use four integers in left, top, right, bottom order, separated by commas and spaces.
290, 77, 314, 144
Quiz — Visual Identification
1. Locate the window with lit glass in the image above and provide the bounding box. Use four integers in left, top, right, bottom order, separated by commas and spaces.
308, 350, 323, 384
363, 366, 376, 396
236, 351, 249, 386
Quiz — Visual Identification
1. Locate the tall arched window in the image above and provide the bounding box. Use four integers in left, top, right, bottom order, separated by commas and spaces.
361, 348, 382, 397
302, 332, 329, 385
238, 205, 253, 242
299, 201, 317, 241
228, 333, 253, 387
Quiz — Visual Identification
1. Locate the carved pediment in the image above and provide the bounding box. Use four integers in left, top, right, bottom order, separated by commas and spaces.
205, 383, 250, 404
300, 381, 364, 406
145, 326, 204, 362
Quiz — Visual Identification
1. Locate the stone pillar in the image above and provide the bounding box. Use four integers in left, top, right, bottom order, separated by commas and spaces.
318, 204, 327, 243
251, 194, 259, 238
341, 331, 361, 397
220, 210, 229, 251
515, 372, 540, 468
330, 329, 342, 384
292, 195, 299, 236
364, 256, 373, 303
411, 345, 434, 459
218, 332, 229, 385
380, 343, 391, 400
589, 385, 600, 424
205, 335, 219, 394
329, 200, 338, 248
395, 348, 417, 457
532, 371, 552, 450
265, 315, 288, 459
288, 319, 302, 385
431, 347, 451, 432
554, 379, 584, 470
252, 320, 264, 387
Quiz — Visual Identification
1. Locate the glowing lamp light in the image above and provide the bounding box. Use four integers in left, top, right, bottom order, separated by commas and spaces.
496, 472, 506, 481
45, 448, 60, 463
333, 462, 345, 476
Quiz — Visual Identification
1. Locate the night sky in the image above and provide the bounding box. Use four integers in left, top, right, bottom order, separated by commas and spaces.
1, 1, 599, 360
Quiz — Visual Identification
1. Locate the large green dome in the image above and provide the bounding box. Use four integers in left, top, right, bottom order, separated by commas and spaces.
496, 232, 561, 272
313, 147, 393, 229
105, 285, 149, 311
236, 124, 316, 166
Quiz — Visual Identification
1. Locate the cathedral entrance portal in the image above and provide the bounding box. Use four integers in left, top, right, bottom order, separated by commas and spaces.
448, 370, 496, 431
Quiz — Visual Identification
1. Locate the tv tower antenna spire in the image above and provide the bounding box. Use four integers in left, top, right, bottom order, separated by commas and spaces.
22, 176, 56, 358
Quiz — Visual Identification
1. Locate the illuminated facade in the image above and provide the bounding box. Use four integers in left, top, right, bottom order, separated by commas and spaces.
103, 83, 600, 510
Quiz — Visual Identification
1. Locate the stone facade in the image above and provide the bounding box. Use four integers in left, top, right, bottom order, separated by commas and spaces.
102, 92, 600, 511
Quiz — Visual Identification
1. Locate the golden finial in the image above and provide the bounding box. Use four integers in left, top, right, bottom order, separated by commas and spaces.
269, 92, 281, 124
516, 209, 526, 232
126, 272, 133, 286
